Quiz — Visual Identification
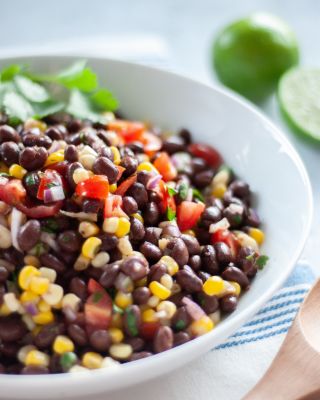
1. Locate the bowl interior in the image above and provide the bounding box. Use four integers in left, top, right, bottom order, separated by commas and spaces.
0, 55, 312, 399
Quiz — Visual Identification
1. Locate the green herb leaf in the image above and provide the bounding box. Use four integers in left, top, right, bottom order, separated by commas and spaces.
192, 188, 204, 202
256, 255, 269, 270
167, 206, 176, 221
245, 253, 255, 262
1, 64, 23, 81
14, 75, 50, 102
113, 303, 124, 315
56, 60, 97, 92
92, 291, 103, 303
175, 319, 186, 330
167, 187, 177, 197
3, 91, 34, 122
66, 89, 103, 123
178, 181, 189, 200
33, 100, 65, 119
125, 308, 139, 336
91, 88, 119, 112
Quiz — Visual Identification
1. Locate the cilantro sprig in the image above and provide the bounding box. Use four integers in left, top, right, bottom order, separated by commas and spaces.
0, 60, 119, 124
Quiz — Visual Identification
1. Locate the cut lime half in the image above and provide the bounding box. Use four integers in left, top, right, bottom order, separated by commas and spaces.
278, 68, 320, 143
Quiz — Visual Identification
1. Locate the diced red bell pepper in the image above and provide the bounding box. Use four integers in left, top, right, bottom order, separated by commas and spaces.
140, 321, 161, 340
104, 194, 127, 218
189, 143, 223, 169
108, 120, 145, 142
85, 279, 112, 332
115, 174, 137, 197
177, 201, 205, 231
37, 169, 63, 200
211, 229, 239, 256
0, 178, 26, 206
76, 175, 109, 200
152, 180, 176, 215
153, 152, 177, 182
140, 132, 162, 155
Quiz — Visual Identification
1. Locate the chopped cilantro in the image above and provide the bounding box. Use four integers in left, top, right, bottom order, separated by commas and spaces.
233, 215, 242, 225
113, 303, 124, 315
167, 206, 176, 221
167, 187, 177, 197
192, 188, 204, 202
256, 255, 269, 270
92, 291, 103, 303
175, 320, 186, 330
125, 308, 139, 336
178, 181, 189, 200
245, 253, 255, 262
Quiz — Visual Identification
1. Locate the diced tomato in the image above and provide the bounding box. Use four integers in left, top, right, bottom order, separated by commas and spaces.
189, 143, 223, 169
140, 132, 162, 155
104, 194, 127, 218
76, 175, 109, 200
177, 201, 205, 231
108, 120, 145, 142
37, 170, 63, 200
211, 229, 239, 256
85, 279, 112, 332
0, 178, 26, 206
16, 201, 63, 219
140, 321, 161, 340
153, 152, 177, 182
115, 174, 137, 197
116, 165, 126, 182
152, 179, 176, 215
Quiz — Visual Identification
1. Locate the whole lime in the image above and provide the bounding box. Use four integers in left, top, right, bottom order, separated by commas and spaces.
213, 13, 299, 102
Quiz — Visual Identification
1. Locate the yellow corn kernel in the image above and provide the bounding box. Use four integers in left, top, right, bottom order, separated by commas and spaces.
69, 365, 89, 373
39, 267, 56, 283
0, 303, 11, 316
131, 213, 144, 224
82, 352, 103, 369
211, 183, 227, 199
147, 295, 160, 308
109, 328, 124, 344
20, 291, 39, 305
209, 310, 221, 325
9, 164, 27, 179
42, 283, 64, 306
38, 300, 51, 312
72, 168, 91, 184
91, 252, 110, 268
25, 350, 49, 367
203, 276, 225, 296
62, 293, 81, 311
45, 151, 64, 166
78, 221, 99, 238
248, 228, 265, 246
160, 256, 179, 276
53, 335, 75, 354
109, 183, 117, 193
142, 309, 158, 323
137, 161, 159, 174
149, 281, 171, 300
74, 254, 91, 271
22, 314, 36, 331
160, 274, 173, 290
32, 310, 54, 325
109, 343, 132, 360
190, 315, 214, 337
3, 293, 20, 312
32, 326, 42, 336
103, 217, 119, 234
17, 345, 36, 363
117, 236, 133, 256
24, 118, 47, 132
110, 312, 123, 329
110, 146, 121, 165
19, 266, 41, 290
30, 276, 50, 295
115, 218, 131, 238
81, 237, 102, 259
229, 281, 241, 297
114, 291, 132, 309
156, 300, 177, 319
135, 277, 147, 287
182, 229, 195, 237
23, 255, 40, 268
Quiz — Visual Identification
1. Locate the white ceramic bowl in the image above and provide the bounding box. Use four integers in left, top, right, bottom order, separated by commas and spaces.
0, 55, 312, 399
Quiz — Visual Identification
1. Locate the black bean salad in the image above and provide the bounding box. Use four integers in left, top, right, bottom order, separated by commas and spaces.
0, 62, 268, 374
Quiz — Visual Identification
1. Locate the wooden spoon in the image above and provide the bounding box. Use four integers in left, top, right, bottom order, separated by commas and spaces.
243, 279, 320, 400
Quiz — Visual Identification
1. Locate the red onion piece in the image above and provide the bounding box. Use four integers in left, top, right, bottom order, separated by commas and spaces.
146, 174, 163, 190
182, 297, 205, 321
11, 207, 24, 252
40, 232, 59, 253
24, 302, 38, 316
60, 210, 98, 222
43, 186, 65, 203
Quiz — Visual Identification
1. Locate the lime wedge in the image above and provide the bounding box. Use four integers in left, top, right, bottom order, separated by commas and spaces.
278, 68, 320, 143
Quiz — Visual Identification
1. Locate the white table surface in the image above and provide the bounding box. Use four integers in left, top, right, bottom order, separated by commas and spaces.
0, 1, 319, 398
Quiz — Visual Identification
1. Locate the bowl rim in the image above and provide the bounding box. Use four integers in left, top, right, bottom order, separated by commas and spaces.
0, 53, 313, 391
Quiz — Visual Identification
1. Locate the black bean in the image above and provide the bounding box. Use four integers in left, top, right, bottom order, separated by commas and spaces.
17, 220, 41, 251
93, 157, 119, 184
237, 247, 257, 278
245, 208, 261, 227
23, 133, 51, 148
67, 324, 87, 346
222, 265, 250, 288
162, 136, 186, 154
66, 162, 83, 189
198, 271, 211, 283
66, 133, 81, 145
143, 202, 160, 226
148, 263, 167, 283
34, 323, 64, 349
19, 147, 47, 171
223, 204, 244, 227
23, 171, 41, 199
140, 242, 162, 261
82, 199, 103, 214
173, 331, 190, 346
99, 263, 120, 288
129, 218, 145, 242
1, 141, 20, 166
132, 287, 151, 305
161, 224, 181, 239
181, 234, 200, 255
89, 330, 111, 351
148, 190, 162, 204
176, 269, 202, 293
214, 242, 233, 265
1, 248, 23, 269
64, 144, 78, 162
40, 253, 66, 274
0, 125, 19, 143
67, 119, 83, 133
144, 227, 162, 245
188, 255, 201, 271
201, 245, 219, 275
125, 337, 145, 352
0, 342, 19, 358
58, 230, 82, 253
191, 157, 207, 173
99, 233, 119, 251
153, 326, 173, 353
229, 180, 250, 198
127, 142, 144, 153
127, 182, 148, 208
220, 295, 238, 313
0, 315, 27, 342
45, 127, 64, 140
193, 169, 214, 188
130, 352, 153, 361
122, 196, 138, 215
194, 227, 210, 245
171, 306, 191, 331
123, 305, 141, 337
120, 155, 138, 176
164, 237, 189, 266
196, 292, 219, 314
201, 206, 222, 229
179, 128, 192, 144
121, 256, 149, 280
223, 190, 244, 207
99, 145, 114, 160
0, 267, 8, 283
21, 366, 49, 375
